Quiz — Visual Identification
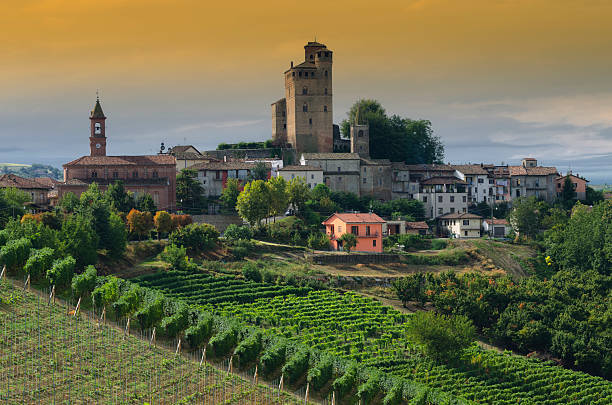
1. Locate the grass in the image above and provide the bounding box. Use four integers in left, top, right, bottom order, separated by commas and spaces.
0, 279, 306, 404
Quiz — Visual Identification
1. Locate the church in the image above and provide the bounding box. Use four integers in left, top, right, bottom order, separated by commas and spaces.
57, 97, 177, 211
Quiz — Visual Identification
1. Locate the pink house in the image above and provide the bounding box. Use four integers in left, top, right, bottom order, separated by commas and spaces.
555, 173, 588, 200
322, 213, 385, 253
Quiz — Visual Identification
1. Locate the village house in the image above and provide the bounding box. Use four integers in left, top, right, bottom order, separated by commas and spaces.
414, 177, 468, 219
383, 220, 430, 236
438, 212, 483, 238
509, 158, 558, 202
483, 218, 511, 238
0, 174, 52, 209
277, 165, 323, 189
453, 164, 495, 205
322, 212, 385, 253
191, 160, 272, 198
555, 173, 588, 201
168, 145, 218, 171
300, 153, 361, 195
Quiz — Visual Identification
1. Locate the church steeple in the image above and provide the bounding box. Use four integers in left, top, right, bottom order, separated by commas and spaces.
89, 95, 107, 156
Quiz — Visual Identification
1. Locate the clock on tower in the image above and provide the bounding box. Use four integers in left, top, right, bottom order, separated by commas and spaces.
89, 96, 107, 157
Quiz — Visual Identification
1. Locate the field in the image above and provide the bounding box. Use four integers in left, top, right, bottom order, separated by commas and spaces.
0, 279, 307, 404
128, 269, 612, 405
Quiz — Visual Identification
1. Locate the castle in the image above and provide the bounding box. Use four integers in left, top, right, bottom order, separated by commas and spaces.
272, 41, 334, 154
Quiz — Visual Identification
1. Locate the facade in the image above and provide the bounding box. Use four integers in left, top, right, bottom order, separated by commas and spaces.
482, 165, 511, 202
191, 161, 272, 198
300, 153, 361, 195
414, 177, 468, 219
57, 98, 177, 211
383, 220, 429, 236
0, 174, 52, 207
509, 158, 558, 202
406, 221, 430, 235
483, 218, 511, 238
322, 212, 385, 253
169, 145, 218, 171
438, 212, 483, 238
391, 163, 415, 200
453, 164, 495, 204
277, 165, 323, 189
272, 42, 334, 153
555, 173, 588, 200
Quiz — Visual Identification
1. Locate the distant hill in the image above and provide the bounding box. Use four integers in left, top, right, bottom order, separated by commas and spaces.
0, 163, 62, 180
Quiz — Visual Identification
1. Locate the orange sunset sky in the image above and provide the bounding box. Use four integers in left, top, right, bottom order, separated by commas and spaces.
2, 0, 612, 182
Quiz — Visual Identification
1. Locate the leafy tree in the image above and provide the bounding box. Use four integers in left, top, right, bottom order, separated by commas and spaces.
492, 201, 509, 219
136, 193, 157, 213
406, 311, 475, 361
392, 274, 427, 307
0, 187, 28, 227
79, 183, 114, 251
242, 261, 262, 282
176, 169, 204, 213
92, 276, 121, 311
584, 186, 604, 205
508, 197, 541, 239
341, 99, 444, 164
236, 180, 269, 227
0, 238, 32, 272
126, 209, 153, 240
306, 232, 330, 250
58, 192, 80, 214
46, 255, 76, 287
19, 217, 60, 250
338, 233, 357, 253
220, 178, 241, 213
223, 224, 253, 242
160, 244, 190, 271
135, 291, 166, 330
469, 201, 491, 218
168, 223, 219, 255
160, 304, 190, 338
170, 214, 193, 231
267, 176, 289, 221
153, 211, 172, 239
559, 175, 577, 209
185, 313, 214, 348
60, 214, 98, 268
113, 284, 143, 319
24, 247, 55, 280
107, 212, 127, 257
287, 177, 310, 215
104, 181, 135, 213
248, 162, 270, 181
71, 265, 97, 297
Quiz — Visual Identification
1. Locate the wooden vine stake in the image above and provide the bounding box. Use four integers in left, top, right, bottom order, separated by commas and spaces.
305, 382, 310, 403
279, 374, 284, 391
73, 297, 82, 317
48, 285, 56, 305
0, 265, 5, 280
200, 347, 206, 366
150, 327, 156, 347
175, 338, 181, 356
123, 317, 130, 340
24, 274, 30, 291
331, 391, 336, 405
253, 364, 258, 384
227, 355, 233, 374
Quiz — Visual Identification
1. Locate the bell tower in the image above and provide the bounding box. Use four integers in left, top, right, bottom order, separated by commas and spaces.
350, 107, 369, 158
89, 95, 107, 157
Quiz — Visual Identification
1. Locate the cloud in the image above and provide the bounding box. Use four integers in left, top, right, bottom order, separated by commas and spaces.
171, 119, 265, 134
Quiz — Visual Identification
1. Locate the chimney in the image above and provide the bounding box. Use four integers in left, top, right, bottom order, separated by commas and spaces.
291, 61, 294, 68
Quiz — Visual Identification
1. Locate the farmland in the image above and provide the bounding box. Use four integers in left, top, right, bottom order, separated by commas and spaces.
0, 279, 306, 404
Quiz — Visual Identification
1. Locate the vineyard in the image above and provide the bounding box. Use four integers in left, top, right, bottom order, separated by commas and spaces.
0, 279, 307, 404
129, 269, 612, 404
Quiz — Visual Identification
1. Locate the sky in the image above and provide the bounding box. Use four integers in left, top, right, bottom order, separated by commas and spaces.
1, 0, 612, 183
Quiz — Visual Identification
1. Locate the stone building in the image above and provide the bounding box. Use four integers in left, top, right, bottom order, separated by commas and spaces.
191, 161, 272, 198
168, 145, 218, 171
272, 41, 334, 154
0, 174, 52, 208
555, 173, 588, 201
453, 164, 495, 205
414, 177, 468, 219
300, 153, 361, 195
509, 158, 558, 202
438, 212, 483, 238
277, 165, 323, 190
57, 97, 177, 211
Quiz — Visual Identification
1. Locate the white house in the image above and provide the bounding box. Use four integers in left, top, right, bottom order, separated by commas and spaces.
483, 218, 511, 238
438, 212, 483, 238
277, 165, 323, 189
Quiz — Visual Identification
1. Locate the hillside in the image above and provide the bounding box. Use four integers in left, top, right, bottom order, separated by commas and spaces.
0, 163, 62, 180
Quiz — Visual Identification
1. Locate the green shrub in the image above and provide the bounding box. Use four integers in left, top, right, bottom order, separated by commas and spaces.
113, 284, 143, 319
160, 244, 189, 271
382, 380, 404, 405
396, 234, 431, 250
0, 238, 32, 272
184, 313, 214, 348
233, 330, 263, 368
135, 292, 166, 330
224, 224, 253, 242
307, 353, 334, 391
231, 239, 254, 260
160, 304, 190, 338
169, 223, 219, 255
430, 239, 447, 250
208, 323, 241, 357
242, 262, 262, 282
260, 339, 287, 375
71, 265, 97, 297
332, 362, 359, 399
406, 311, 475, 361
92, 276, 121, 310
307, 232, 330, 250
46, 255, 76, 287
357, 370, 383, 404
24, 247, 55, 280
282, 347, 310, 384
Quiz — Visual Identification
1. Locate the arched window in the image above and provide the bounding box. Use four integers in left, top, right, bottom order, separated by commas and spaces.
358, 130, 364, 137
303, 104, 308, 112
302, 87, 308, 95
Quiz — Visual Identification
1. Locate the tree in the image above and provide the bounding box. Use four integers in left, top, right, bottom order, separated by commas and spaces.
160, 244, 190, 271
508, 197, 541, 240
78, 183, 112, 251
126, 209, 153, 240
220, 178, 241, 213
0, 187, 28, 226
176, 169, 204, 213
24, 247, 55, 280
58, 192, 80, 214
338, 233, 357, 253
236, 180, 269, 227
469, 201, 491, 218
47, 256, 76, 288
104, 181, 135, 213
287, 177, 310, 215
559, 175, 577, 209
168, 223, 219, 255
248, 162, 270, 181
341, 99, 444, 164
223, 224, 253, 242
585, 187, 604, 205
267, 176, 289, 221
170, 214, 193, 230
406, 311, 475, 361
154, 211, 172, 239
107, 212, 127, 257
92, 277, 120, 311
492, 201, 509, 219
0, 238, 32, 272
71, 265, 97, 298
136, 193, 157, 213
60, 214, 99, 268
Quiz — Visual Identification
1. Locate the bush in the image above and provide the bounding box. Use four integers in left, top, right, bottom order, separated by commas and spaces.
281, 347, 310, 384
0, 238, 32, 272
112, 284, 143, 319
307, 353, 334, 391
231, 239, 254, 260
357, 370, 383, 404
242, 262, 262, 282
260, 339, 287, 375
430, 239, 447, 250
208, 323, 241, 357
224, 224, 253, 242
135, 292, 166, 330
160, 244, 190, 271
332, 362, 359, 399
46, 255, 76, 288
184, 313, 214, 348
71, 265, 97, 297
396, 234, 431, 250
406, 311, 475, 361
24, 247, 55, 280
307, 232, 330, 250
92, 276, 121, 310
233, 330, 263, 368
160, 304, 190, 338
169, 223, 219, 255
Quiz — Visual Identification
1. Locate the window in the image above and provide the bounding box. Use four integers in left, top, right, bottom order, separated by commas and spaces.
309, 118, 312, 125
351, 226, 358, 235
324, 88, 328, 95
358, 130, 364, 137
325, 51, 329, 57
516, 190, 521, 197
363, 177, 367, 184
366, 226, 371, 236
325, 70, 328, 77
450, 196, 455, 202
282, 111, 285, 117
152, 171, 159, 178
113, 171, 119, 179
463, 220, 469, 225
338, 226, 342, 233
438, 208, 443, 214
323, 105, 328, 112
450, 207, 455, 213
337, 167, 341, 172
438, 196, 443, 203
478, 178, 484, 183
464, 231, 468, 236
310, 55, 314, 60
378, 179, 382, 186
462, 196, 466, 202
292, 72, 295, 77
91, 171, 97, 178
283, 124, 286, 129
303, 104, 308, 112
489, 179, 494, 184
338, 177, 342, 181
373, 239, 377, 247
132, 171, 138, 178
305, 71, 309, 77
423, 196, 427, 202
302, 87, 308, 95
299, 71, 302, 77
463, 207, 467, 212
311, 174, 314, 179
215, 171, 221, 180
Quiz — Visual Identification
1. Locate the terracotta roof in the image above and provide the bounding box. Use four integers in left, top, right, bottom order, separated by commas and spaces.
406, 221, 429, 230
302, 153, 360, 160
34, 177, 60, 188
405, 164, 455, 172
438, 212, 482, 220
279, 165, 323, 172
322, 212, 386, 224
191, 161, 271, 171
169, 145, 201, 155
0, 174, 51, 190
509, 166, 558, 176
484, 218, 509, 225
64, 155, 176, 167
555, 174, 588, 182
452, 164, 489, 175
61, 179, 89, 186
421, 176, 467, 185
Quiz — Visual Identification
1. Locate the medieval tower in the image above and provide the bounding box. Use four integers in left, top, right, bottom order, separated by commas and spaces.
350, 108, 370, 158
272, 41, 333, 153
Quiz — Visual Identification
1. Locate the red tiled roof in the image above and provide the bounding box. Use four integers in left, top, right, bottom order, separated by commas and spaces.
64, 155, 176, 167
322, 212, 386, 224
0, 174, 51, 190
555, 174, 588, 182
406, 221, 429, 230
452, 164, 489, 175
484, 218, 509, 225
34, 177, 60, 188
405, 164, 455, 172
438, 212, 482, 220
509, 166, 558, 176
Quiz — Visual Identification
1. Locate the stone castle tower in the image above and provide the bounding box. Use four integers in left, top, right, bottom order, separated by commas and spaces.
271, 41, 333, 153
350, 107, 369, 158
89, 96, 107, 157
